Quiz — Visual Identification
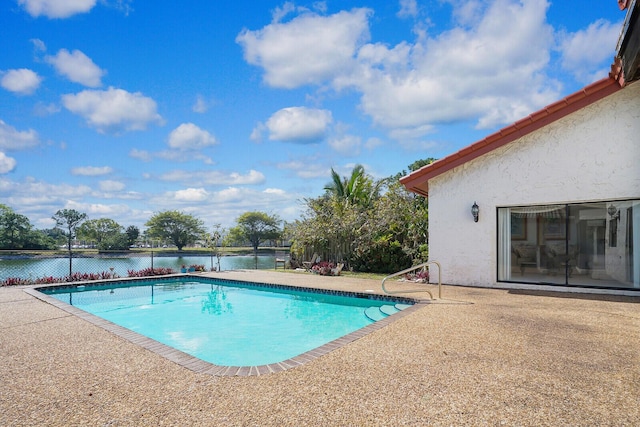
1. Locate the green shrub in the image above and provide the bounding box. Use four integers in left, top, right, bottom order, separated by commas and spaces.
350, 238, 412, 273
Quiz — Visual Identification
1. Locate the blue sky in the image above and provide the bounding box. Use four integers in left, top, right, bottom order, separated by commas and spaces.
0, 0, 625, 231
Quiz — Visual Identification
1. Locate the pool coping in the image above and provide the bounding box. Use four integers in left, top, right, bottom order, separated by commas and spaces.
25, 274, 427, 376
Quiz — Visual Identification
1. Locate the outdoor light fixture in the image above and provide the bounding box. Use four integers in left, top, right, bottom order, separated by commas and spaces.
471, 202, 479, 223
608, 204, 620, 221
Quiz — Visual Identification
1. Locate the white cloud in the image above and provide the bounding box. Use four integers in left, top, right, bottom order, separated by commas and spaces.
30, 38, 47, 52
168, 123, 217, 150
33, 101, 61, 116
394, 138, 438, 152
559, 18, 620, 84
271, 2, 299, 23
130, 146, 214, 164
263, 188, 286, 195
215, 187, 243, 203
388, 124, 435, 141
397, 0, 418, 18
1, 68, 42, 95
129, 126, 218, 162
98, 180, 125, 192
450, 0, 485, 27
192, 95, 208, 113
65, 199, 131, 217
62, 87, 163, 133
159, 169, 265, 186
71, 166, 113, 176
250, 122, 266, 142
173, 187, 209, 202
276, 159, 330, 179
0, 177, 93, 207
0, 120, 39, 150
18, 0, 97, 18
364, 137, 384, 150
237, 8, 372, 88
145, 185, 302, 227
211, 186, 293, 209
265, 107, 332, 143
328, 134, 361, 156
355, 0, 558, 132
240, 0, 562, 141
158, 150, 214, 164
0, 176, 141, 228
45, 49, 106, 87
0, 152, 17, 174
5, 173, 298, 230
129, 148, 152, 162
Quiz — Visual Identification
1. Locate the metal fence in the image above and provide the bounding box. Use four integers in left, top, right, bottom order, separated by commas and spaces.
0, 250, 222, 286
0, 249, 288, 286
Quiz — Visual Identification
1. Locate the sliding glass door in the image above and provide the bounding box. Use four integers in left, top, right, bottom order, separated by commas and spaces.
498, 200, 639, 289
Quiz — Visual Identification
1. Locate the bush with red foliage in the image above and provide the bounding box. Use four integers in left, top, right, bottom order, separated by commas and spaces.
127, 267, 176, 277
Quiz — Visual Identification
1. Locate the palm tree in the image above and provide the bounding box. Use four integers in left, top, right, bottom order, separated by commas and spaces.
324, 164, 380, 208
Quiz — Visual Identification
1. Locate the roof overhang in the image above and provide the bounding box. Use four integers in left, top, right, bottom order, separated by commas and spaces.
400, 78, 622, 197
613, 0, 640, 85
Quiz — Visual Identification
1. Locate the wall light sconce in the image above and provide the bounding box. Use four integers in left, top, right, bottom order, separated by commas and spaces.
471, 202, 479, 223
608, 204, 620, 221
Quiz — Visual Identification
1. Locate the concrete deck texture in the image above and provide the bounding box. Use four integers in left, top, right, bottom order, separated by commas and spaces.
1, 269, 638, 426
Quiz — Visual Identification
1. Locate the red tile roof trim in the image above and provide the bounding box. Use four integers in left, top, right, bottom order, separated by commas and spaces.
400, 77, 623, 197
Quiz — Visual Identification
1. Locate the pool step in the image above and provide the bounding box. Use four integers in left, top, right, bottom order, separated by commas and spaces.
364, 304, 406, 321
380, 304, 400, 316
364, 306, 386, 321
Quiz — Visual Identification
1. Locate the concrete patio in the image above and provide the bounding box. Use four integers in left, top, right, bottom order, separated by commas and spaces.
1, 270, 638, 426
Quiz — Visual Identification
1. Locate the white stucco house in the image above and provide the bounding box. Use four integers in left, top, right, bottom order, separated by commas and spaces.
401, 2, 640, 294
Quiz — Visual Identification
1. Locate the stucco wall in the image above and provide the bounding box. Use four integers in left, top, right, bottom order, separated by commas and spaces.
428, 81, 640, 287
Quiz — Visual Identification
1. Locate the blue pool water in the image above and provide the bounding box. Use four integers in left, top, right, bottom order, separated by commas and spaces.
42, 278, 412, 366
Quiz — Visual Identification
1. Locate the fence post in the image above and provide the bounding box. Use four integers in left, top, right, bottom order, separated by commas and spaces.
151, 250, 154, 273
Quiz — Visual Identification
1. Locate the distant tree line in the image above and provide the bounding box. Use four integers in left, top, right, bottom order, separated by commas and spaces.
0, 159, 433, 273
0, 204, 283, 254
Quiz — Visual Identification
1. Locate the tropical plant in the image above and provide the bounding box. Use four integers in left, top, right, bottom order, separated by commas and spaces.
324, 164, 381, 210
289, 160, 433, 273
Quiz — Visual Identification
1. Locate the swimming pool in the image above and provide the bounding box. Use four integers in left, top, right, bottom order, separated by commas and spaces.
33, 276, 419, 374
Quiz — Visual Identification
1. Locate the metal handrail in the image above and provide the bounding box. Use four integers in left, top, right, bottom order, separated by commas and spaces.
381, 260, 442, 299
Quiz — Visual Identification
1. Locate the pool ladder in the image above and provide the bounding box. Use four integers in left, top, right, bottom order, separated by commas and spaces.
381, 260, 442, 300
